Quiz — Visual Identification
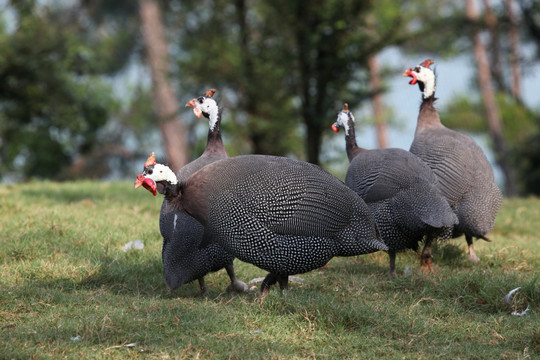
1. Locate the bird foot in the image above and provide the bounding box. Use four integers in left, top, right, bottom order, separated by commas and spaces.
255, 289, 269, 304
467, 243, 481, 263
467, 253, 480, 263
420, 258, 434, 274
226, 280, 249, 293
199, 287, 209, 297
198, 278, 208, 296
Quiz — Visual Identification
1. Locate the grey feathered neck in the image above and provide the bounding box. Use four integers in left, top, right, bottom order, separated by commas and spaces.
202, 106, 227, 158
417, 97, 443, 131
342, 111, 365, 162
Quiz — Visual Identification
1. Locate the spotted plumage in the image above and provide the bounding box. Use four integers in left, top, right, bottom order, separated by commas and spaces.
332, 104, 457, 275
404, 60, 502, 262
136, 154, 387, 295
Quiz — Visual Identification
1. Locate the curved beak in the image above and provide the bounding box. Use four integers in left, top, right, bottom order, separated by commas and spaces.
402, 68, 417, 85
331, 122, 340, 133
134, 174, 157, 196
185, 98, 203, 118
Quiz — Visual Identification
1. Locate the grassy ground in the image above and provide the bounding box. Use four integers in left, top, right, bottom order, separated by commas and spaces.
0, 181, 538, 359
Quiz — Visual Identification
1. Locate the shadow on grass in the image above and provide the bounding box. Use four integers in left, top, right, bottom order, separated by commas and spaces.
75, 253, 249, 300
2, 253, 221, 303
324, 257, 389, 277
324, 240, 471, 278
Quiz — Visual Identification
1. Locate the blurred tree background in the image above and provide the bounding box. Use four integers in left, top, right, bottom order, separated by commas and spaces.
0, 0, 539, 195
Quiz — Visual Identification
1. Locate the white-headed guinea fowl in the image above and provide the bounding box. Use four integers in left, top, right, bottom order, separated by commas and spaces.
403, 59, 502, 263
135, 153, 387, 296
331, 104, 457, 275
156, 89, 247, 295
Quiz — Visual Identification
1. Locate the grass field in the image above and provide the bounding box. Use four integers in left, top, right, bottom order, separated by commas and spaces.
1, 180, 539, 359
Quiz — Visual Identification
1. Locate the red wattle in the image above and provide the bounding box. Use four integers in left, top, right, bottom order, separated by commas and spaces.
142, 177, 157, 196
134, 174, 157, 196
408, 73, 417, 85
331, 123, 340, 133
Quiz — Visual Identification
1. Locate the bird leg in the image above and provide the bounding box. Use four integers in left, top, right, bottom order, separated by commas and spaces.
256, 273, 289, 303
466, 234, 480, 263
388, 251, 397, 277
420, 238, 434, 274
277, 275, 289, 291
198, 277, 208, 296
256, 273, 277, 303
224, 263, 248, 293
259, 273, 279, 295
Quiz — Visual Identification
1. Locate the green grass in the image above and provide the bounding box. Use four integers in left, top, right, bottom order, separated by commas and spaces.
1, 181, 539, 359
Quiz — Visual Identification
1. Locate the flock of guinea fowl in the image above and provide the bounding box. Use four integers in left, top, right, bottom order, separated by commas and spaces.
134, 59, 502, 298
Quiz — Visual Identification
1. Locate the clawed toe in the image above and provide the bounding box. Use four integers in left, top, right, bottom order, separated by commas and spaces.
420, 257, 434, 274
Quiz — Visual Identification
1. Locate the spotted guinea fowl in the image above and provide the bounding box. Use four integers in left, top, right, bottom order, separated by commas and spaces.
157, 89, 247, 295
403, 59, 502, 262
331, 104, 457, 275
135, 153, 387, 295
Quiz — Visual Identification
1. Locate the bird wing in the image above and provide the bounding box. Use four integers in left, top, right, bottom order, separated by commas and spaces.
411, 128, 478, 206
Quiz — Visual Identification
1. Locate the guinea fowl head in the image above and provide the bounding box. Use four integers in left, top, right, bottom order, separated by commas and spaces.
185, 89, 221, 131
403, 59, 436, 99
134, 152, 178, 196
331, 103, 355, 135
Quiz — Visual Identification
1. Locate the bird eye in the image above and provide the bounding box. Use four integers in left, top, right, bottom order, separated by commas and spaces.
197, 97, 204, 104
147, 169, 153, 175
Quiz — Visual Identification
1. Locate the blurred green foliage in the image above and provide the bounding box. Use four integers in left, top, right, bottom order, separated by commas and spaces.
441, 93, 538, 148
0, 1, 127, 179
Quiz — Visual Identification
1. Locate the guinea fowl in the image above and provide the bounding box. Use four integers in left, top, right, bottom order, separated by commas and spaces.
157, 89, 247, 295
403, 59, 502, 263
135, 153, 387, 295
331, 104, 457, 275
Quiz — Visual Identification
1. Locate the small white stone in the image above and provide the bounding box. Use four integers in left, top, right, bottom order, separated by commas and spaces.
122, 240, 145, 252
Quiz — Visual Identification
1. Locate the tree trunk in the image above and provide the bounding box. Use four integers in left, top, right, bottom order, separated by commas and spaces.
306, 122, 322, 165
368, 54, 388, 149
235, 0, 261, 154
505, 0, 522, 101
465, 0, 516, 196
482, 0, 505, 92
139, 0, 188, 172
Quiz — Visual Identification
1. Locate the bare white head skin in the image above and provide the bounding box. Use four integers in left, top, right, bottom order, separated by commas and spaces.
185, 89, 220, 131
142, 164, 178, 185
331, 103, 355, 135
403, 59, 436, 99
